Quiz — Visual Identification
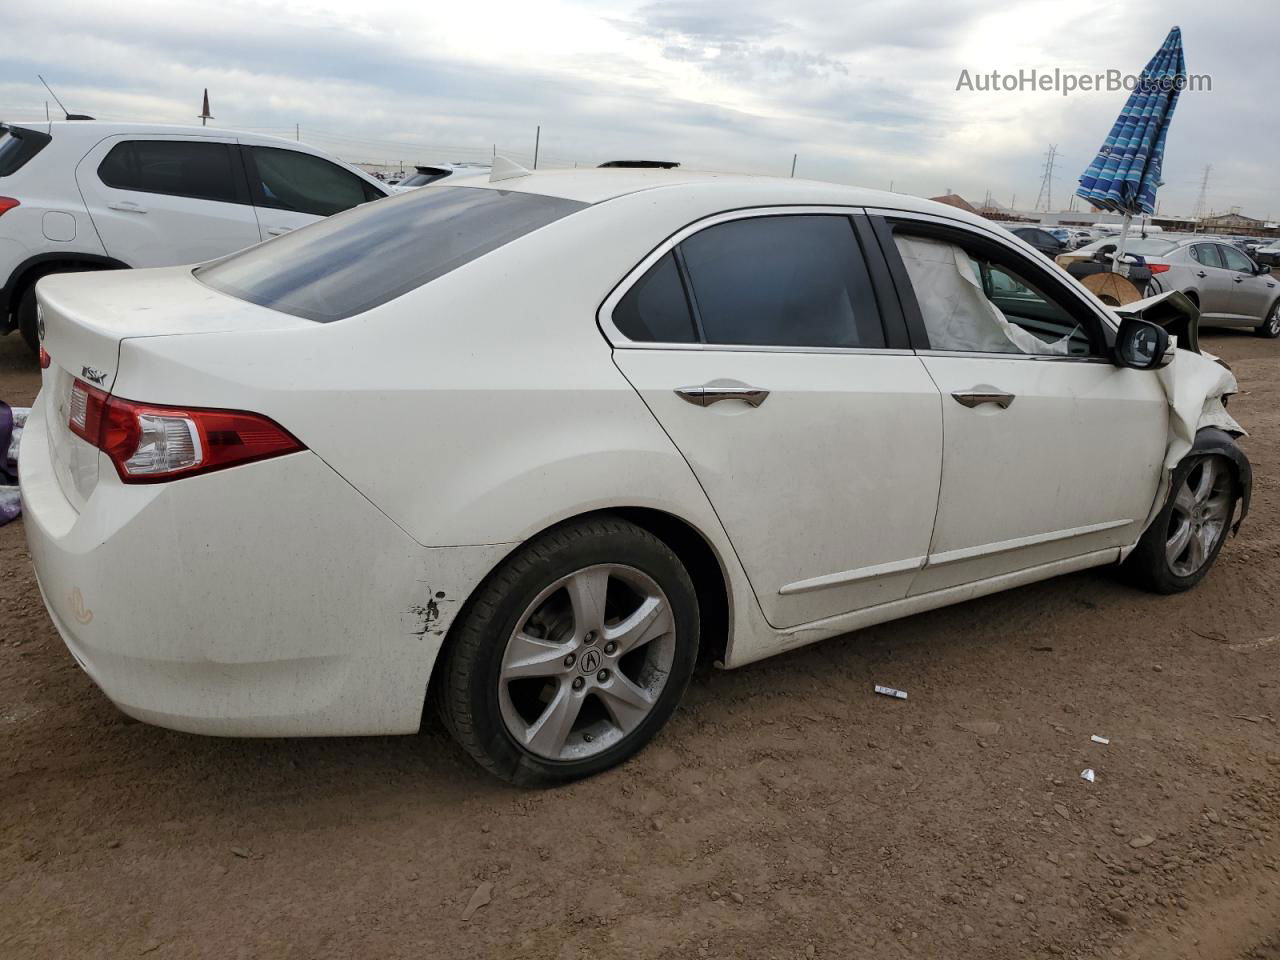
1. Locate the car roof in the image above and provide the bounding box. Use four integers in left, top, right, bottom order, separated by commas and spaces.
3, 119, 321, 151
456, 168, 991, 222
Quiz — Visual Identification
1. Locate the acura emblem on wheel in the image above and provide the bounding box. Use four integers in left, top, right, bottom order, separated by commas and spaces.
578, 648, 602, 675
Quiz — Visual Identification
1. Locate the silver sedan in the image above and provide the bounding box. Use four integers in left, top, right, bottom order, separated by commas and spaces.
1062, 236, 1280, 337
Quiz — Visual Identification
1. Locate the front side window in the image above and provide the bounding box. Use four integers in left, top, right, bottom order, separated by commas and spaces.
97, 140, 243, 203
249, 146, 383, 217
894, 233, 1093, 356
678, 215, 884, 348
1219, 244, 1255, 273
197, 185, 586, 322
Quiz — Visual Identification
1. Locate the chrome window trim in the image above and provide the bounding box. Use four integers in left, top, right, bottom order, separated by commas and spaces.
863, 205, 1123, 339
914, 349, 1113, 364
599, 204, 886, 354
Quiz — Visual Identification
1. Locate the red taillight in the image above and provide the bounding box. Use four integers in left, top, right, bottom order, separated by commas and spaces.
1148, 263, 1171, 274
39, 346, 51, 369
0, 197, 19, 217
68, 378, 304, 483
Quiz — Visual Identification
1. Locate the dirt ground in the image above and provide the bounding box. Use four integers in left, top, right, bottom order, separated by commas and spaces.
1, 327, 1278, 960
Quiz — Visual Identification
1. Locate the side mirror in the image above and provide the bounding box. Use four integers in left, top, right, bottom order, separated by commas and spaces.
1257, 263, 1272, 276
1114, 317, 1172, 370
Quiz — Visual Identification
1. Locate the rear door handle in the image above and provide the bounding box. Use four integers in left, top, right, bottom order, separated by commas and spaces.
952, 390, 1015, 409
107, 201, 147, 214
265, 226, 293, 237
1195, 271, 1208, 278
675, 385, 770, 408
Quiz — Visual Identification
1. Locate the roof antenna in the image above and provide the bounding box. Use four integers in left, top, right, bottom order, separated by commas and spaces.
37, 75, 93, 121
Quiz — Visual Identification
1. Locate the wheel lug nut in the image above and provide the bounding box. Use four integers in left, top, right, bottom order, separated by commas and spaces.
583, 733, 594, 743
572, 677, 585, 691
604, 641, 617, 654
583, 631, 596, 645
564, 653, 576, 668
597, 669, 609, 682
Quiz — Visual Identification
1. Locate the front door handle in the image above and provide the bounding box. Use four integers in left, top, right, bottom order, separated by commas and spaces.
675, 385, 770, 408
1195, 270, 1208, 278
952, 390, 1015, 409
107, 201, 147, 214
1233, 276, 1245, 284
265, 226, 293, 237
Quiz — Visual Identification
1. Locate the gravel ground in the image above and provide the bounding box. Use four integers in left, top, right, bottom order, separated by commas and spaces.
1, 326, 1278, 960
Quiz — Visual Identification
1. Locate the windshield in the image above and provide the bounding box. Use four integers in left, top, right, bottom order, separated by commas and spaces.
1078, 237, 1177, 257
196, 186, 586, 322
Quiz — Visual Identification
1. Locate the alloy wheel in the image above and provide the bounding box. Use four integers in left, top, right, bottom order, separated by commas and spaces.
497, 564, 676, 761
1165, 457, 1232, 577
1267, 305, 1280, 337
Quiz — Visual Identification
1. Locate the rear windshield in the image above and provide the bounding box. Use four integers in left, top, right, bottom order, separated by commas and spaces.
196, 186, 586, 322
398, 171, 448, 187
0, 124, 52, 177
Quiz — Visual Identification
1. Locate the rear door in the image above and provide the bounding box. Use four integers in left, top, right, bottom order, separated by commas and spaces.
605, 210, 944, 629
242, 145, 387, 238
76, 136, 261, 265
1187, 243, 1237, 320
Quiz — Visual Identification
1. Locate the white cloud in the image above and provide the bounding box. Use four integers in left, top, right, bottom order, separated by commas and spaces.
0, 0, 1273, 217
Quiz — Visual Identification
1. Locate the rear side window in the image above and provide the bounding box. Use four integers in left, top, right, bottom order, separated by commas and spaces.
0, 124, 52, 177
1190, 244, 1222, 267
249, 146, 383, 217
196, 186, 586, 322
680, 215, 884, 348
613, 252, 697, 343
98, 140, 243, 203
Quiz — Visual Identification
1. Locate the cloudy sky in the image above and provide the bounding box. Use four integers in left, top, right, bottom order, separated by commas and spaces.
1, 0, 1273, 218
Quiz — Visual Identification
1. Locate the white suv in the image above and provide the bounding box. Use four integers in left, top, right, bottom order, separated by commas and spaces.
0, 120, 391, 352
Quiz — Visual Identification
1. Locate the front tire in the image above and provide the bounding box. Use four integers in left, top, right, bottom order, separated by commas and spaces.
437, 516, 700, 786
1124, 453, 1237, 594
1255, 299, 1280, 338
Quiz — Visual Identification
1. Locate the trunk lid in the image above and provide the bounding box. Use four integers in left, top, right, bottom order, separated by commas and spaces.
37, 265, 313, 509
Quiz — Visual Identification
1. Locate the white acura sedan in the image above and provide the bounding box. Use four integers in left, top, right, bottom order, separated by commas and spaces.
21, 167, 1251, 785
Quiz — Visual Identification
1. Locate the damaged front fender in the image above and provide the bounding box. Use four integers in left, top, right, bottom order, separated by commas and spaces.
1114, 289, 1200, 354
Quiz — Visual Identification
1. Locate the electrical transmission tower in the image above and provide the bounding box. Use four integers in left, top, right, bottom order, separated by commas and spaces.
1035, 144, 1058, 213
1191, 164, 1211, 222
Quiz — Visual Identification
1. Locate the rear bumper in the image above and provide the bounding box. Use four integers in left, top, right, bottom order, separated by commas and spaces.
20, 390, 513, 737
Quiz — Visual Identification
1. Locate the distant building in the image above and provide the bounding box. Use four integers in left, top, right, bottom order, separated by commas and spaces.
929, 193, 979, 215
1197, 209, 1267, 236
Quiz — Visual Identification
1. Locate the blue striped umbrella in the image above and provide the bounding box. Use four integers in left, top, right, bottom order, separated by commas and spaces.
1076, 26, 1186, 217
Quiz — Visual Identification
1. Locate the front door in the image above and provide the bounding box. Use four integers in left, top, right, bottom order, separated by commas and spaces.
76, 136, 261, 266
605, 212, 944, 628
1218, 243, 1277, 323
242, 145, 385, 238
881, 220, 1168, 594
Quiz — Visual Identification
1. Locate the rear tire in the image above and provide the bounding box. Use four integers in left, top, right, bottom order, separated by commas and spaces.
15, 283, 40, 355
1255, 300, 1280, 338
15, 265, 115, 356
1123, 453, 1237, 594
437, 516, 700, 786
